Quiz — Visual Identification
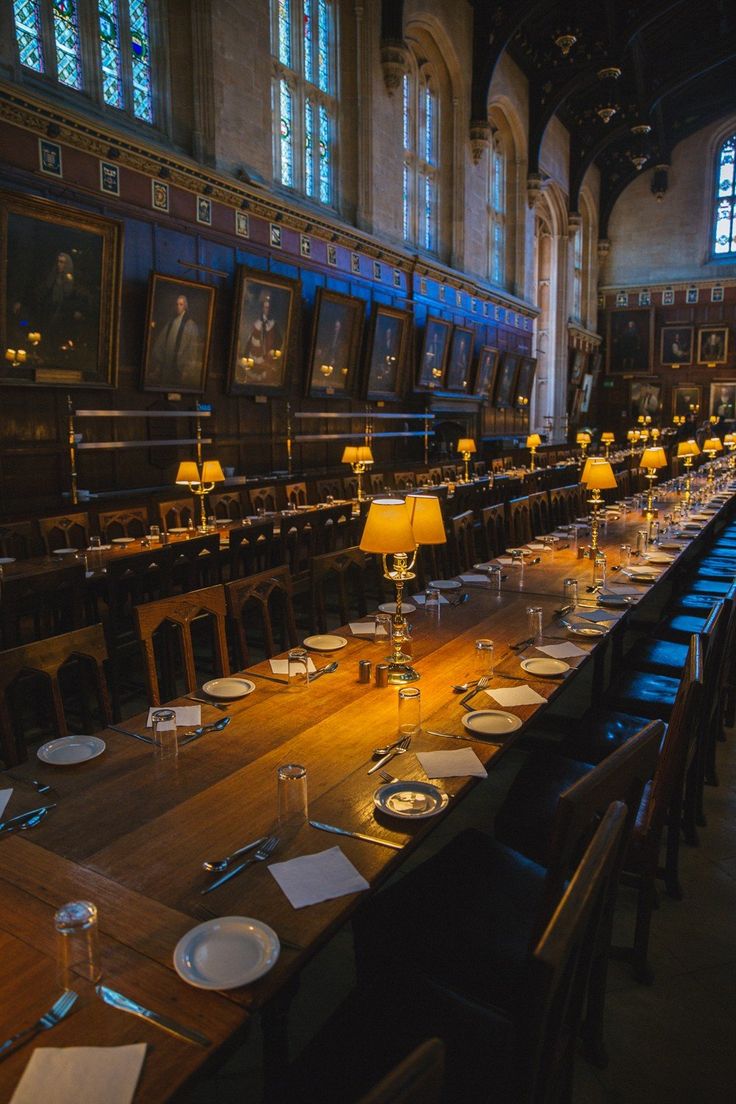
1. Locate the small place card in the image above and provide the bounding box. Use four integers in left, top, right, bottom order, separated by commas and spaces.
269, 846, 369, 909
413, 593, 449, 606
350, 622, 388, 636
416, 749, 487, 779
484, 685, 547, 707
536, 642, 587, 659
270, 657, 317, 674
145, 706, 200, 729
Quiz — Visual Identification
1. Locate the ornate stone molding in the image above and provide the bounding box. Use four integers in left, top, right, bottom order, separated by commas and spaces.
567, 212, 582, 240
379, 42, 409, 96
597, 238, 611, 263
469, 119, 491, 166
527, 171, 544, 209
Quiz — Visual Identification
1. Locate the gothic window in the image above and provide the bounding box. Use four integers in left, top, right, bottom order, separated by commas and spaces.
12, 1, 154, 124
272, 0, 336, 206
571, 223, 583, 322
402, 65, 438, 253
713, 133, 736, 256
489, 133, 507, 286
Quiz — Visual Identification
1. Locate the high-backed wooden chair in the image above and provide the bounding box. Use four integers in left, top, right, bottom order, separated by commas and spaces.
133, 585, 230, 706
441, 464, 458, 481
284, 481, 308, 508
208, 490, 245, 521
319, 502, 354, 552
479, 502, 506, 560
38, 512, 89, 553
228, 519, 275, 580
0, 624, 112, 765
506, 495, 532, 546
343, 474, 359, 498
0, 562, 86, 649
393, 472, 416, 490
97, 507, 149, 542
248, 485, 278, 514
225, 566, 298, 667
473, 460, 487, 477
368, 472, 385, 494
170, 532, 222, 591
527, 490, 551, 536
279, 512, 318, 585
311, 547, 369, 633
0, 521, 36, 560
315, 477, 344, 502
549, 486, 571, 528
427, 467, 443, 485
157, 498, 195, 533
448, 510, 477, 575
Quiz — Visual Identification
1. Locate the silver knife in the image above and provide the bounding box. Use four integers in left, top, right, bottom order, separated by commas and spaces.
96, 985, 210, 1047
247, 671, 288, 685
107, 724, 154, 745
367, 748, 401, 775
0, 805, 55, 835
309, 820, 402, 851
425, 729, 468, 742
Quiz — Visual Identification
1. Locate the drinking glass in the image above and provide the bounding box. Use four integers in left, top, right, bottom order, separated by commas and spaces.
277, 764, 308, 829
527, 606, 543, 645
563, 578, 578, 609
637, 529, 649, 555
149, 525, 161, 545
397, 686, 421, 740
486, 564, 502, 593
88, 534, 102, 572
593, 552, 607, 588
287, 647, 310, 690
55, 900, 101, 988
373, 613, 391, 644
151, 708, 178, 759
619, 543, 632, 568
474, 639, 494, 680
424, 585, 441, 620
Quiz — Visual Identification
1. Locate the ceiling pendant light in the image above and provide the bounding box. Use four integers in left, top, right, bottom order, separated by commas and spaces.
597, 105, 617, 124
629, 152, 648, 171
554, 32, 577, 56
631, 123, 652, 136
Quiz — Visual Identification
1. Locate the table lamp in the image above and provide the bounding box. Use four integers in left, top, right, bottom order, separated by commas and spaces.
341, 445, 373, 501
360, 496, 446, 682
702, 436, 723, 489
175, 459, 225, 532
576, 431, 591, 462
526, 433, 542, 471
640, 446, 667, 537
600, 431, 615, 458
676, 439, 700, 506
457, 438, 477, 483
724, 432, 736, 473
581, 457, 617, 554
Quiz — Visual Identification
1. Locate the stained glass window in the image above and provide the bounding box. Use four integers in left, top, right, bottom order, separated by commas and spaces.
280, 78, 294, 188
423, 174, 433, 251
402, 162, 410, 241
52, 0, 82, 89
317, 0, 329, 93
318, 103, 330, 203
402, 63, 439, 254
98, 0, 123, 109
305, 98, 315, 196
713, 134, 736, 255
489, 137, 507, 285
129, 0, 152, 122
277, 0, 291, 66
13, 0, 44, 72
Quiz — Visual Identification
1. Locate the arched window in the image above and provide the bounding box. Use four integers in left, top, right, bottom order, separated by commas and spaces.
12, 1, 154, 123
271, 0, 336, 206
402, 63, 439, 253
571, 222, 583, 322
713, 133, 736, 256
488, 132, 507, 286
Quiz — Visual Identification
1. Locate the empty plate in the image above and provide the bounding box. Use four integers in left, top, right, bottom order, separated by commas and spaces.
303, 634, 348, 651
627, 572, 659, 583
37, 735, 106, 766
378, 602, 416, 615
428, 579, 462, 591
462, 710, 523, 737
659, 543, 686, 552
598, 593, 635, 608
52, 547, 77, 555
645, 553, 675, 564
111, 537, 135, 545
374, 781, 449, 819
168, 527, 188, 534
174, 916, 280, 990
0, 557, 15, 565
202, 678, 255, 700
520, 657, 570, 677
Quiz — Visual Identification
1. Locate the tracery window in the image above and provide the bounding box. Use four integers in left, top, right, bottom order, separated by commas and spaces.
713, 133, 736, 256
571, 223, 583, 322
272, 0, 336, 206
12, 1, 154, 124
402, 66, 438, 253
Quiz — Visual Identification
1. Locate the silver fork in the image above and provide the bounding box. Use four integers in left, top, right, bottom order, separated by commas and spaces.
379, 770, 399, 784
367, 732, 412, 775
460, 675, 489, 710
201, 835, 279, 894
0, 989, 78, 1062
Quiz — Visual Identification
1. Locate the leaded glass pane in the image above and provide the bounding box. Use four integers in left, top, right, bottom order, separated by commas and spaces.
277, 0, 291, 67
403, 162, 410, 241
423, 173, 433, 251
718, 136, 735, 199
402, 74, 410, 150
714, 199, 734, 255
305, 98, 315, 196
424, 86, 434, 164
13, 0, 44, 72
280, 78, 294, 187
304, 0, 313, 84
492, 147, 504, 212
318, 102, 330, 203
492, 223, 504, 284
317, 0, 329, 93
52, 0, 83, 89
98, 0, 123, 109
129, 0, 152, 121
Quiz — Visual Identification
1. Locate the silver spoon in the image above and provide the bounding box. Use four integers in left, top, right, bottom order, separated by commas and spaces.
372, 735, 410, 758
311, 661, 339, 681
202, 834, 268, 873
181, 716, 231, 743
452, 680, 479, 693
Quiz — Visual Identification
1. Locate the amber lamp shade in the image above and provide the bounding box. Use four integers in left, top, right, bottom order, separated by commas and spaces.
581, 458, 617, 489
526, 434, 542, 448
359, 499, 416, 554
640, 447, 666, 470
457, 438, 477, 455
342, 445, 373, 465
676, 440, 700, 458
405, 494, 447, 545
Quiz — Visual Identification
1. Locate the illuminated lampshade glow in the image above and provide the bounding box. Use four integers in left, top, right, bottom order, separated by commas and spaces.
581, 458, 617, 489
526, 434, 542, 448
677, 440, 700, 458
640, 447, 667, 469
601, 432, 615, 444
342, 445, 374, 465
405, 494, 447, 545
175, 461, 201, 485
457, 438, 477, 454
703, 437, 723, 453
201, 460, 225, 484
359, 499, 416, 554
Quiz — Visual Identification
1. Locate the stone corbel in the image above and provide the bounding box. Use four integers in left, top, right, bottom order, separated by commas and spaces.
567, 212, 582, 240
527, 172, 544, 209
469, 119, 491, 165
380, 41, 409, 95
597, 238, 611, 263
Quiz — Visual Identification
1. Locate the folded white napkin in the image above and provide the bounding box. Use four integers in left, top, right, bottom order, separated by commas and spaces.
86, 544, 112, 551
601, 585, 640, 596
458, 574, 490, 585
524, 542, 546, 551
0, 789, 12, 818
269, 846, 369, 909
11, 1045, 147, 1104
146, 706, 200, 729
413, 593, 449, 606
270, 657, 317, 674
349, 622, 388, 636
416, 748, 487, 779
485, 685, 546, 706
536, 642, 587, 659
494, 557, 520, 567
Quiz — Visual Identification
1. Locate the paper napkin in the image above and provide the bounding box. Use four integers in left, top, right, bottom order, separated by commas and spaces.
416, 748, 487, 779
536, 642, 587, 659
575, 609, 620, 623
458, 574, 490, 585
11, 1045, 147, 1104
270, 657, 317, 674
484, 685, 547, 707
269, 846, 369, 909
145, 706, 200, 729
413, 593, 449, 606
349, 622, 388, 636
494, 557, 520, 567
0, 789, 12, 818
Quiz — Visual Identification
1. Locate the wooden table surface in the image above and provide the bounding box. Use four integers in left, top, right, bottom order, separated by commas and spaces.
0, 484, 729, 1102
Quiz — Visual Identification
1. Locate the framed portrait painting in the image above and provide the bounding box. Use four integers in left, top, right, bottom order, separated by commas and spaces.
515, 356, 537, 404
228, 267, 299, 395
0, 190, 122, 387
697, 326, 729, 364
606, 309, 654, 374
630, 378, 662, 419
307, 288, 365, 398
141, 274, 216, 393
672, 383, 702, 418
444, 324, 475, 392
416, 316, 451, 389
363, 304, 411, 401
709, 381, 736, 420
660, 325, 693, 366
473, 346, 499, 399
494, 352, 520, 407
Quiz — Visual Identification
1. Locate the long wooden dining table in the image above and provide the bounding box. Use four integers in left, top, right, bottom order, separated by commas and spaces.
0, 482, 730, 1102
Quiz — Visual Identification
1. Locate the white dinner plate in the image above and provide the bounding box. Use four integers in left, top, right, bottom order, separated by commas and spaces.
173, 916, 280, 990
37, 735, 106, 766
374, 781, 449, 820
598, 593, 635, 608
566, 622, 607, 637
462, 710, 523, 737
428, 579, 462, 591
378, 602, 416, 615
520, 657, 570, 677
303, 634, 348, 651
168, 527, 188, 534
627, 572, 659, 583
111, 537, 135, 545
52, 547, 77, 555
0, 557, 15, 565
645, 552, 675, 564
658, 543, 686, 552
202, 677, 255, 700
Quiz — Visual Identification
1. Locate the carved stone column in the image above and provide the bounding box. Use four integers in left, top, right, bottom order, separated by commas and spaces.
191, 0, 216, 166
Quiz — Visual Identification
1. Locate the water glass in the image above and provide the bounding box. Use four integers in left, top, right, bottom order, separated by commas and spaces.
55, 900, 101, 988
151, 708, 178, 759
593, 552, 607, 588
424, 585, 441, 620
637, 529, 649, 555
287, 647, 310, 690
527, 606, 543, 645
397, 686, 421, 740
486, 564, 502, 593
88, 534, 102, 572
149, 525, 161, 545
277, 763, 308, 829
374, 614, 391, 644
563, 578, 578, 609
474, 639, 494, 680
619, 543, 632, 568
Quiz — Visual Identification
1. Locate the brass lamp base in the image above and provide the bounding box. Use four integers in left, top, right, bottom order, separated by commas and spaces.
383, 555, 421, 683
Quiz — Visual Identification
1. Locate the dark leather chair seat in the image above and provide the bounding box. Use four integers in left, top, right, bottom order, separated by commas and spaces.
623, 637, 689, 677
493, 752, 591, 866
657, 610, 712, 640
604, 669, 679, 721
